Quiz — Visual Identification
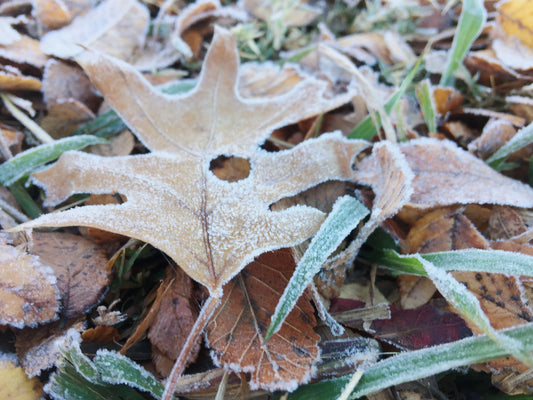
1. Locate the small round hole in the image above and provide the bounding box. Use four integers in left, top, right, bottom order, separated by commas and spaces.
209, 155, 251, 182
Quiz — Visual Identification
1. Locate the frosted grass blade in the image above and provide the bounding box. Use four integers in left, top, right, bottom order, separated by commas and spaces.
440, 0, 486, 86
420, 256, 533, 367
368, 248, 533, 277
94, 350, 175, 399
0, 135, 106, 186
415, 80, 436, 133
285, 322, 533, 400
486, 121, 533, 170
265, 196, 369, 340
348, 56, 423, 140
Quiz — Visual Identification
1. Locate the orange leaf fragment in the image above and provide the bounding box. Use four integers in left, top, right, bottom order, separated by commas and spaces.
206, 249, 319, 391
0, 239, 59, 328
498, 0, 533, 48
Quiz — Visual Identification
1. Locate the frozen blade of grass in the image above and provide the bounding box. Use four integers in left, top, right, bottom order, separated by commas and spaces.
415, 80, 436, 133
93, 350, 177, 400
368, 248, 533, 277
265, 196, 369, 340
348, 56, 423, 140
0, 135, 106, 186
439, 0, 486, 87
285, 322, 533, 400
8, 181, 42, 219
486, 122, 533, 171
0, 92, 54, 144
420, 256, 533, 367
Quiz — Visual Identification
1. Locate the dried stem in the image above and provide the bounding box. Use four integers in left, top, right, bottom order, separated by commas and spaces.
161, 294, 221, 400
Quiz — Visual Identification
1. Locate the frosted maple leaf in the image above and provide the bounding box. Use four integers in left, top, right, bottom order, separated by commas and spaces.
19, 27, 369, 297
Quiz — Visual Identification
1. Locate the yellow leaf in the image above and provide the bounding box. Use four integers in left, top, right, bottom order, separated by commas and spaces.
0, 360, 43, 400
498, 0, 533, 48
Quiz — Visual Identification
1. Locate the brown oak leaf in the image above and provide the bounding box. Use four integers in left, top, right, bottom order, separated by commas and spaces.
19, 27, 368, 298
205, 248, 320, 391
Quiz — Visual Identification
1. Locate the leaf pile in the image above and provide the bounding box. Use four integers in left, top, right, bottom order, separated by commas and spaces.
3, 0, 533, 399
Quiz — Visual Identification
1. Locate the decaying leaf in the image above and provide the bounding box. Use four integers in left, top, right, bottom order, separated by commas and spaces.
0, 359, 43, 400
400, 138, 533, 208
206, 248, 320, 391
148, 267, 199, 377
40, 0, 149, 60
15, 319, 84, 377
29, 232, 109, 318
0, 238, 59, 328
19, 27, 368, 298
330, 299, 472, 350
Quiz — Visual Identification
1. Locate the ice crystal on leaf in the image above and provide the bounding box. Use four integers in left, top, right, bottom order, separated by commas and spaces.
18, 27, 368, 297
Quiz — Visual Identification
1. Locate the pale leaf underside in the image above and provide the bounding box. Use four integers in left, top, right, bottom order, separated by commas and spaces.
19, 27, 368, 296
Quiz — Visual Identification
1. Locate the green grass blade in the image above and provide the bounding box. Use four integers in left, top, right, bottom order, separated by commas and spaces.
72, 109, 126, 138
486, 121, 533, 170
415, 80, 436, 133
0, 135, 106, 186
367, 248, 533, 277
94, 350, 176, 400
265, 196, 369, 340
348, 56, 423, 140
8, 181, 42, 218
285, 322, 533, 400
420, 256, 533, 367
439, 0, 486, 87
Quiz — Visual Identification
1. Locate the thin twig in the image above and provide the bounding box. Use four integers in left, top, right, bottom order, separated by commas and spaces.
162, 295, 221, 400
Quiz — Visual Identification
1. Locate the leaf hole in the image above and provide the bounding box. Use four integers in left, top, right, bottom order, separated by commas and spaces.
209, 155, 251, 182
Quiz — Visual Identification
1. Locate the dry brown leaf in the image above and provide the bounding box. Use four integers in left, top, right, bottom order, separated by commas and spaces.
399, 207, 490, 309
29, 232, 109, 319
40, 0, 149, 60
334, 140, 413, 264
0, 359, 43, 399
148, 267, 199, 377
15, 319, 84, 377
400, 138, 533, 208
20, 27, 368, 297
0, 36, 49, 68
32, 0, 72, 29
0, 66, 41, 91
468, 119, 517, 160
0, 238, 59, 328
485, 205, 528, 240
206, 248, 320, 391
42, 59, 100, 109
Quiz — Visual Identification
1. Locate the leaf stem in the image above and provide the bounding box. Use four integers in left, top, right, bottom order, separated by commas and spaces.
161, 295, 221, 400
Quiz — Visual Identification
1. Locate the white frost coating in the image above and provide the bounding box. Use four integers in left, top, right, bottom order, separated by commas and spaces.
400, 137, 533, 208
0, 352, 19, 365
